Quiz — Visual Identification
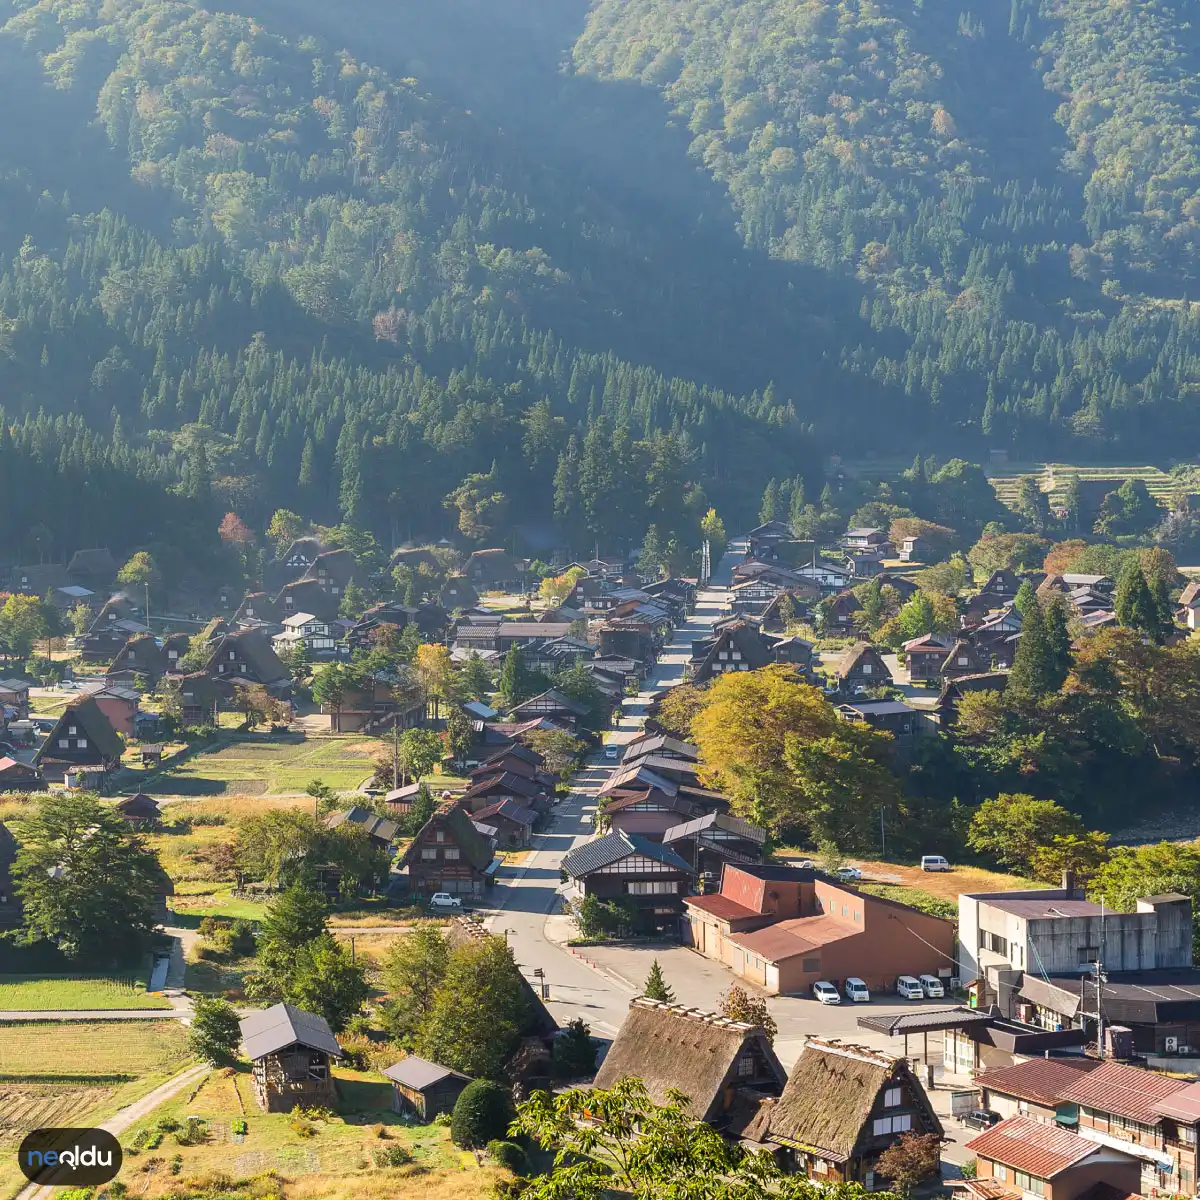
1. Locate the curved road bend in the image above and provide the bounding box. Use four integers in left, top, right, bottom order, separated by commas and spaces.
483, 548, 738, 1037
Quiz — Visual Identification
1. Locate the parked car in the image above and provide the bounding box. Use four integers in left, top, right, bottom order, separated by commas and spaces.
794, 858, 816, 870
428, 893, 463, 910
919, 974, 945, 998
920, 855, 951, 872
961, 1109, 1001, 1131
604, 745, 620, 761
812, 981, 842, 1005
844, 977, 871, 1003
835, 866, 863, 881
896, 975, 925, 1000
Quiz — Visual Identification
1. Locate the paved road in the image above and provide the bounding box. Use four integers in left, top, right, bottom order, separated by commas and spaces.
481, 549, 738, 1036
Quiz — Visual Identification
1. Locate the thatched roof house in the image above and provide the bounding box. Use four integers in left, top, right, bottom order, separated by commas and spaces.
744, 1038, 942, 1184
593, 998, 785, 1126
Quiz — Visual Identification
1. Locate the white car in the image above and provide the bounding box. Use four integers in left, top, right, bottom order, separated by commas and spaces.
835, 866, 863, 882
920, 855, 951, 872
428, 892, 463, 909
896, 975, 925, 1000
844, 977, 871, 1003
794, 858, 816, 870
604, 745, 620, 761
919, 974, 945, 998
812, 981, 842, 1006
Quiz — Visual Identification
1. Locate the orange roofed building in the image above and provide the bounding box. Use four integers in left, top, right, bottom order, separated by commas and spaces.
683, 863, 954, 995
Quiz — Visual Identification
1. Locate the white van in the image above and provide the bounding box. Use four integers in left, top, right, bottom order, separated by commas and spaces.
812, 981, 842, 1006
896, 975, 925, 1000
919, 974, 945, 998
920, 855, 950, 872
844, 977, 871, 1003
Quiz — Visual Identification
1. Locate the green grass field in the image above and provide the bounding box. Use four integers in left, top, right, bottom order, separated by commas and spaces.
0, 973, 173, 1011
987, 462, 1179, 510
151, 733, 384, 796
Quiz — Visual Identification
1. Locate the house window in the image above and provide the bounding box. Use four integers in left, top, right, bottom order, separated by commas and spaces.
444, 849, 460, 861
884, 1087, 902, 1108
981, 931, 1009, 956
737, 1055, 756, 1077
802, 957, 820, 972
69, 725, 77, 735
957, 656, 969, 666
436, 830, 445, 843
76, 738, 88, 749
626, 881, 678, 895
229, 650, 236, 659
1014, 1171, 1045, 1196
1078, 945, 1100, 965
59, 738, 69, 748
994, 1164, 1007, 1182
421, 848, 438, 860
862, 664, 872, 675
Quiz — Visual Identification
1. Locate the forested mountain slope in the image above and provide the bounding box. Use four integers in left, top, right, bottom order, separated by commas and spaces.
2, 0, 1200, 568
575, 0, 1200, 451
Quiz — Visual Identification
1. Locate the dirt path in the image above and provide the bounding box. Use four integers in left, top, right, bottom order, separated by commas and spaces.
15, 1062, 210, 1200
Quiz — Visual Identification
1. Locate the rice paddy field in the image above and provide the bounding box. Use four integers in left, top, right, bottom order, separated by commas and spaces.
986, 462, 1181, 510
0, 1020, 193, 1196
150, 733, 386, 797
0, 973, 172, 1010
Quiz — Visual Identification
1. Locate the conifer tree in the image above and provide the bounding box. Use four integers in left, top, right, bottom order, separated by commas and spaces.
641, 959, 675, 1003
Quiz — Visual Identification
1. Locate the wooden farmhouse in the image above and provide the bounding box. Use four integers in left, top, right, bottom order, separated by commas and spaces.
382, 1056, 473, 1119
239, 1002, 343, 1112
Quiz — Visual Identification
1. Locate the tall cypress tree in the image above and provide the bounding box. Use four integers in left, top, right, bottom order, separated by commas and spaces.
1009, 598, 1060, 699
1115, 563, 1165, 643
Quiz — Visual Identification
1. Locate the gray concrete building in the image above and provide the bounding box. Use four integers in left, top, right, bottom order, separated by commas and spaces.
957, 874, 1192, 1017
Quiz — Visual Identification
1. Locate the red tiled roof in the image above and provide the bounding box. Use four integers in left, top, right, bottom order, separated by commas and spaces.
726, 915, 855, 963
976, 1057, 1101, 1107
684, 894, 761, 922
961, 1181, 1019, 1200
965, 1115, 1099, 1177
1057, 1059, 1189, 1125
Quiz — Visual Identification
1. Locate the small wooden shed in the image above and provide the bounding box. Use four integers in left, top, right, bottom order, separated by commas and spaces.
240, 1002, 343, 1113
381, 1056, 473, 1119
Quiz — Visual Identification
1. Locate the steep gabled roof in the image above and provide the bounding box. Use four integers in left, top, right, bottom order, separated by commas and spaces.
35, 696, 124, 763
561, 830, 692, 877
751, 1039, 941, 1161
403, 804, 495, 872
593, 998, 786, 1122
326, 806, 400, 842
836, 641, 890, 678
239, 1002, 343, 1060
206, 629, 289, 685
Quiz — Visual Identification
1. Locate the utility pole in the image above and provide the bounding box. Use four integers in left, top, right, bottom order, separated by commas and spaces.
392, 717, 400, 791
145, 580, 151, 632
879, 808, 886, 857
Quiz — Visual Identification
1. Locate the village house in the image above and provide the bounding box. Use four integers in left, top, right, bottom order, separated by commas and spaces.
463, 548, 521, 589
903, 633, 955, 682
88, 683, 141, 738
599, 783, 723, 841
399, 803, 497, 900
382, 1057, 473, 1119
7, 563, 73, 596
834, 642, 893, 692
302, 548, 358, 598
274, 578, 340, 623
964, 1113, 1141, 1200
113, 792, 162, 828
935, 671, 1009, 726
976, 568, 1024, 598
0, 757, 46, 793
67, 548, 118, 592
835, 699, 923, 754
561, 829, 695, 932
683, 863, 954, 995
1178, 581, 1200, 630
275, 537, 326, 583
326, 806, 400, 850
974, 1057, 1101, 1125
742, 1039, 943, 1186
939, 637, 991, 680
596, 618, 659, 664
326, 667, 424, 734
823, 590, 863, 631
205, 629, 290, 692
746, 519, 796, 561
234, 591, 281, 627
662, 812, 767, 880
595, 998, 786, 1128
454, 621, 573, 654
846, 551, 886, 579
842, 528, 895, 556
687, 621, 813, 683
438, 576, 479, 610
240, 1002, 343, 1113
0, 678, 30, 718
171, 672, 232, 727
468, 799, 537, 847
389, 545, 438, 573
462, 768, 551, 817
106, 634, 170, 684
958, 879, 1193, 1019
34, 696, 124, 785
897, 534, 924, 562
272, 612, 339, 659
508, 688, 594, 730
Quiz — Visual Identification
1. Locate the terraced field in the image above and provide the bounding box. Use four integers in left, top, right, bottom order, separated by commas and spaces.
986, 463, 1181, 510
0, 1082, 113, 1139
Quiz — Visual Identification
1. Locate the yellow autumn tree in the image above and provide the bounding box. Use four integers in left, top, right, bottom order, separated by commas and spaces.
690, 665, 900, 846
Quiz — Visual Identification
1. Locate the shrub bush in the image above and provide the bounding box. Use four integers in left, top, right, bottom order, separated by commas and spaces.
451, 1080, 514, 1149
371, 1144, 413, 1167
486, 1140, 527, 1174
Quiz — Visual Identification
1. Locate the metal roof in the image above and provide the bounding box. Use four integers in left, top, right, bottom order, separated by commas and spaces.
966, 1115, 1102, 1177
561, 830, 693, 877
662, 812, 766, 844
1020, 969, 1200, 1024
978, 895, 1106, 919
239, 1002, 343, 1061
1058, 1059, 1190, 1125
381, 1056, 470, 1090
975, 1058, 1101, 1107
856, 1007, 994, 1038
